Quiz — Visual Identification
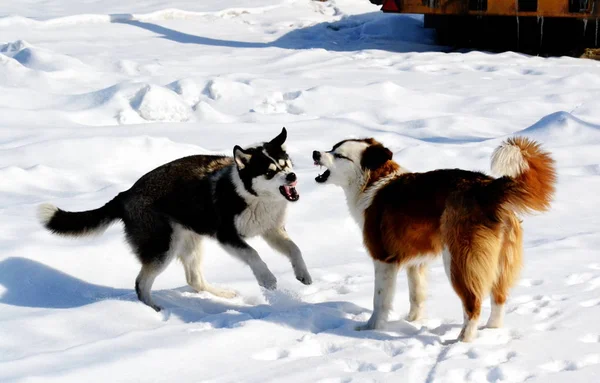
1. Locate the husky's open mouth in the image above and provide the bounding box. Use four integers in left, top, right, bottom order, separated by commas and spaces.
315, 169, 330, 183
279, 182, 299, 202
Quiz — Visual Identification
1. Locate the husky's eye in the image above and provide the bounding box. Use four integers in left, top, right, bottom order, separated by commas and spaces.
265, 169, 277, 179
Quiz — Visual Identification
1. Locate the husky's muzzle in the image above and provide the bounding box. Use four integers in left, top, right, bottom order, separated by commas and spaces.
280, 172, 299, 201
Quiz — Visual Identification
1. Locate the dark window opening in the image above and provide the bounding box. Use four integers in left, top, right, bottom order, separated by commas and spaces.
468, 0, 488, 11
569, 0, 590, 12
421, 0, 441, 8
519, 0, 538, 12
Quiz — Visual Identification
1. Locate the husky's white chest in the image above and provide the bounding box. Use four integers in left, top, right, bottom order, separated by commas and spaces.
235, 200, 286, 237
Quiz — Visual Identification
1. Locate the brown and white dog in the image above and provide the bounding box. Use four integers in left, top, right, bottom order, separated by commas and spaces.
312, 137, 556, 342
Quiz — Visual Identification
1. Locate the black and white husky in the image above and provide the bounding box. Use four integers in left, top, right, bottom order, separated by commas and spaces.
37, 128, 312, 311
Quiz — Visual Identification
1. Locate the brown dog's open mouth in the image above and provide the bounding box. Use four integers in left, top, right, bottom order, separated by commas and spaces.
315, 169, 330, 183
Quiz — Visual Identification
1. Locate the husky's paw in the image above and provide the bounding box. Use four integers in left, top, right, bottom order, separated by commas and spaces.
295, 268, 313, 285
208, 286, 238, 299
150, 303, 162, 312
258, 272, 278, 290
406, 308, 424, 322
189, 283, 238, 299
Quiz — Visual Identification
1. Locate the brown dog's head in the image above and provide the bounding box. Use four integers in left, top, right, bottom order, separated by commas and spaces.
312, 138, 393, 187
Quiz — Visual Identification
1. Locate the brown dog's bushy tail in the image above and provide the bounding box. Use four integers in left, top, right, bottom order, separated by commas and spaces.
490, 136, 557, 214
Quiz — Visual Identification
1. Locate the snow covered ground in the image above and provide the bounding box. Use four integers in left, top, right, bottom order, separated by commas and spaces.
1, 0, 600, 381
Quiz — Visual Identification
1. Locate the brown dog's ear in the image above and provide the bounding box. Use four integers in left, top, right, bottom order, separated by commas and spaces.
361, 144, 392, 170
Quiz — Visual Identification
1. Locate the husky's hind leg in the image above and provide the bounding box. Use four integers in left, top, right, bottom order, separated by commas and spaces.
177, 227, 237, 299
124, 210, 174, 311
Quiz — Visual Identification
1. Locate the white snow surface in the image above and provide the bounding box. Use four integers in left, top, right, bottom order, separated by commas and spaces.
1, 0, 600, 382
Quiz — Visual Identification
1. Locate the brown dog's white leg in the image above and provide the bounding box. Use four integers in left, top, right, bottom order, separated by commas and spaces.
357, 260, 399, 330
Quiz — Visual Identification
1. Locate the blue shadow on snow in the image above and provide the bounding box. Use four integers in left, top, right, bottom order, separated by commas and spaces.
0, 257, 444, 342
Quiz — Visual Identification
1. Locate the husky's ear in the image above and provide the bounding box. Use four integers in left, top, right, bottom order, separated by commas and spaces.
233, 145, 252, 170
268, 127, 287, 148
361, 144, 393, 170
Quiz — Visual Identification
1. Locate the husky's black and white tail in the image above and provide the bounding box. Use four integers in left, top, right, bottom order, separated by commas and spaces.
37, 197, 122, 237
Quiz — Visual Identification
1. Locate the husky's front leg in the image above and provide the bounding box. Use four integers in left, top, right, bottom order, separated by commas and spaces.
218, 231, 277, 290
262, 227, 312, 285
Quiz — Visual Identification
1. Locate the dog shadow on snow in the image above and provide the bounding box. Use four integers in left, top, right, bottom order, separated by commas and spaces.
108, 12, 443, 54
0, 257, 446, 343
